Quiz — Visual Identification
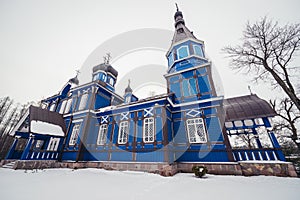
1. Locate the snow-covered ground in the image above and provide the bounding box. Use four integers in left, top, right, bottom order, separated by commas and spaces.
1, 168, 299, 200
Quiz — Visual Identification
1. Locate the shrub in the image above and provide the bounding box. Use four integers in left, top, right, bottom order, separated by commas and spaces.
192, 166, 208, 178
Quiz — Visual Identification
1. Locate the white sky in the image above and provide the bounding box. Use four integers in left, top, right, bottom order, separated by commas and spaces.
0, 0, 299, 104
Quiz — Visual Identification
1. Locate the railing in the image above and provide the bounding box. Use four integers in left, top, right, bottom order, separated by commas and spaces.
232, 149, 281, 161
26, 151, 59, 160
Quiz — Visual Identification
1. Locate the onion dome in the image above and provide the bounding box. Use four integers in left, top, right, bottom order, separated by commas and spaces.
92, 63, 118, 78
69, 76, 79, 85
125, 79, 133, 93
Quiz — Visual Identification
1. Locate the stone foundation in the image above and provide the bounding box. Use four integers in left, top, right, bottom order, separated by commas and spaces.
5, 160, 298, 177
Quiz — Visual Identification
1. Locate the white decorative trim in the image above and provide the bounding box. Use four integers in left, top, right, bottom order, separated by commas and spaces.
101, 116, 109, 123
186, 109, 201, 117
166, 37, 205, 56
72, 119, 84, 123
121, 112, 129, 120
167, 96, 224, 108
164, 62, 211, 78
144, 107, 154, 117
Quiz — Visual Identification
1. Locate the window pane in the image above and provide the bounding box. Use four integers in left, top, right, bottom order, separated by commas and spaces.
78, 93, 88, 111
143, 117, 154, 143
59, 100, 67, 114
118, 121, 128, 144
64, 98, 72, 114
186, 118, 207, 143
69, 124, 80, 146
49, 103, 56, 111
182, 79, 190, 96
193, 45, 204, 57
189, 79, 197, 95
97, 124, 107, 145
168, 52, 174, 65
177, 46, 189, 59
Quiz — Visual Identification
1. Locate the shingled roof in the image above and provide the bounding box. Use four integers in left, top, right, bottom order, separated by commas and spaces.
224, 94, 276, 121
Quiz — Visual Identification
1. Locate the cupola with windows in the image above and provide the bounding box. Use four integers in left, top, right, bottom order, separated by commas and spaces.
123, 79, 138, 103
166, 4, 208, 74
92, 54, 118, 92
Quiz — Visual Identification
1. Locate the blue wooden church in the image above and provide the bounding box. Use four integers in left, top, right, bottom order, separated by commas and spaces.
4, 6, 291, 176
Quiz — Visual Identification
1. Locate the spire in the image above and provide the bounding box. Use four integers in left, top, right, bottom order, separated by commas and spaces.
171, 5, 196, 44
174, 3, 185, 28
125, 79, 133, 93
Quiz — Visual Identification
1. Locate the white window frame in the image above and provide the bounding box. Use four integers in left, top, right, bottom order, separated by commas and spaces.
47, 137, 60, 151
59, 100, 67, 114
186, 118, 207, 143
177, 45, 189, 59
69, 124, 80, 146
78, 93, 89, 111
118, 121, 128, 144
64, 98, 72, 114
143, 117, 155, 143
97, 124, 108, 145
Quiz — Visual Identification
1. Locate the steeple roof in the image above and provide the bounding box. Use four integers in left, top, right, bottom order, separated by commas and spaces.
125, 79, 133, 93
171, 5, 196, 44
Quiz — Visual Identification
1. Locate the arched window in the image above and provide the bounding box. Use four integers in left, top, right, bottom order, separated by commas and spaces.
186, 118, 207, 143
59, 100, 67, 114
177, 46, 189, 59
193, 44, 204, 57
97, 124, 108, 145
143, 117, 155, 143
108, 76, 115, 86
78, 93, 89, 111
64, 98, 72, 114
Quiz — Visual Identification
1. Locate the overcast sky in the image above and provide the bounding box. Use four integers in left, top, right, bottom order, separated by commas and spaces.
0, 0, 299, 104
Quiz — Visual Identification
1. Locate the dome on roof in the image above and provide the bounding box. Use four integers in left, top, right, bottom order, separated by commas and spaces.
125, 79, 133, 93
92, 63, 118, 77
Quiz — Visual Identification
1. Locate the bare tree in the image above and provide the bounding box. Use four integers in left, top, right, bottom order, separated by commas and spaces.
223, 17, 300, 111
270, 98, 300, 150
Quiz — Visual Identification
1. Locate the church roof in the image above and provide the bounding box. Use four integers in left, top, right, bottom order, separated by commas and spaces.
125, 80, 133, 93
224, 94, 276, 121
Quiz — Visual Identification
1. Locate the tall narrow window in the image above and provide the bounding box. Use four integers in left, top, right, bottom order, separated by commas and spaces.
143, 117, 155, 143
69, 124, 80, 146
118, 121, 128, 144
97, 124, 108, 145
78, 93, 88, 111
64, 98, 72, 114
125, 95, 131, 103
186, 118, 207, 143
59, 100, 67, 114
177, 46, 189, 59
168, 52, 174, 65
